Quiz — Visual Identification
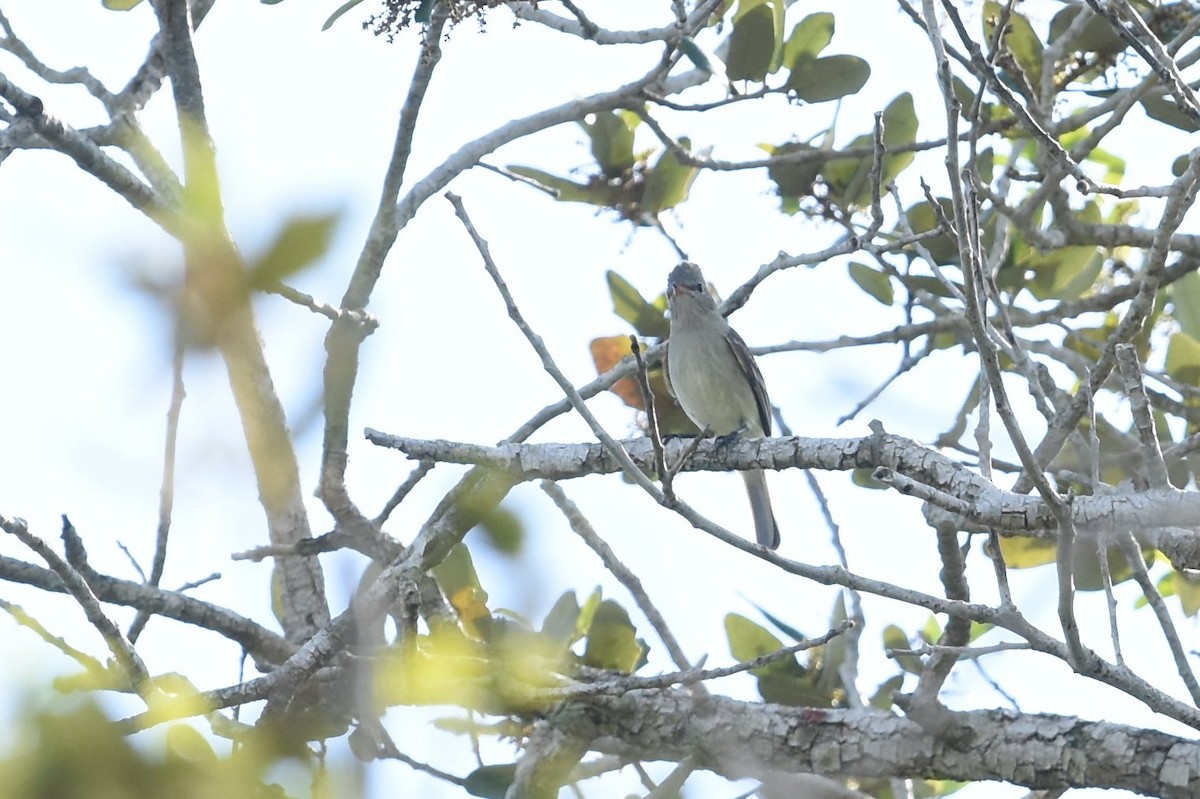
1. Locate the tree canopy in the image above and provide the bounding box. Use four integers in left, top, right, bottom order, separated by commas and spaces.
4, 1, 1200, 798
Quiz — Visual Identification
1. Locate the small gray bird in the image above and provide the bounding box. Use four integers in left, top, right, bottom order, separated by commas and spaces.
664, 262, 781, 549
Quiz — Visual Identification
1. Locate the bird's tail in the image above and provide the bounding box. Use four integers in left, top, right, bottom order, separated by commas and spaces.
741, 468, 781, 549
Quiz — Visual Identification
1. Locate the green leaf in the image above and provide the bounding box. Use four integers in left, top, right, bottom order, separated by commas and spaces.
102, 0, 145, 7
432, 543, 486, 604
464, 764, 517, 799
983, 1, 1044, 92
997, 535, 1056, 568
1141, 94, 1200, 132
1022, 245, 1103, 301
641, 139, 706, 217
246, 212, 340, 291
848, 262, 894, 305
786, 54, 870, 102
477, 506, 523, 554
905, 198, 959, 265
725, 2, 776, 82
607, 270, 670, 338
540, 592, 582, 643
883, 625, 922, 674
1172, 572, 1200, 617
580, 111, 638, 178
850, 467, 887, 489
582, 600, 644, 672
782, 12, 834, 68
869, 674, 905, 709
725, 613, 792, 676
1049, 4, 1127, 55
678, 36, 713, 74
1172, 272, 1200, 338
506, 165, 623, 206
1167, 331, 1200, 384
879, 91, 919, 184
322, 0, 365, 29
577, 586, 602, 635
763, 141, 822, 202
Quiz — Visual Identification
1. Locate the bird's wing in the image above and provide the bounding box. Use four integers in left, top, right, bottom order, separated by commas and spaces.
725, 327, 772, 435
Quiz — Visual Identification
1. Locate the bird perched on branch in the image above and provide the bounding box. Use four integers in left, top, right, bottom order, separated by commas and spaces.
664, 262, 781, 549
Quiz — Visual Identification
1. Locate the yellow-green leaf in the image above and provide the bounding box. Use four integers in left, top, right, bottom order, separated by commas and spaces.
641, 140, 706, 217
580, 111, 638, 178
1166, 331, 1200, 384
782, 12, 834, 68
582, 600, 644, 672
246, 212, 340, 290
848, 261, 894, 305
607, 270, 669, 338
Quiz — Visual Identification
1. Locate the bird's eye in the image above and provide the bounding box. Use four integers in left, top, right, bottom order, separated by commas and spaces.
690, 282, 704, 292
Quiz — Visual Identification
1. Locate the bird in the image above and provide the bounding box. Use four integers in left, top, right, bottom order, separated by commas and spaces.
664, 261, 781, 549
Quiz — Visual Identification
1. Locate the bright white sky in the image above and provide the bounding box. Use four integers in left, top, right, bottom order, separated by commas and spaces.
1, 1, 1197, 797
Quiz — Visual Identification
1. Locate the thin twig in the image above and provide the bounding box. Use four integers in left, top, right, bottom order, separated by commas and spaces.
540, 480, 697, 678
129, 335, 187, 643
1, 516, 152, 694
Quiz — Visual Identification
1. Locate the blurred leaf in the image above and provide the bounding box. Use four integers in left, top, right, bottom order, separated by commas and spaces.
725, 2, 776, 81
848, 261, 894, 305
725, 613, 797, 677
825, 93, 916, 207
165, 724, 217, 766
1022, 245, 1103, 301
102, 0, 145, 8
883, 625, 922, 674
851, 467, 887, 489
582, 600, 644, 672
464, 764, 517, 798
879, 92, 919, 177
506, 165, 624, 206
782, 12, 834, 68
999, 535, 1140, 590
870, 674, 905, 709
322, 0, 365, 30
1141, 94, 1200, 132
580, 111, 639, 178
376, 629, 488, 708
997, 535, 1056, 568
541, 591, 582, 643
1167, 331, 1200, 384
432, 544, 491, 637
763, 141, 822, 204
246, 212, 340, 291
905, 198, 959, 265
478, 506, 523, 555
607, 270, 670, 338
751, 603, 806, 643
921, 615, 942, 644
723, 0, 785, 79
1171, 272, 1200, 339
1172, 572, 1200, 617
642, 139, 707, 217
678, 36, 713, 73
787, 54, 870, 102
577, 587, 603, 635
1049, 4, 1126, 54
983, 1, 1044, 92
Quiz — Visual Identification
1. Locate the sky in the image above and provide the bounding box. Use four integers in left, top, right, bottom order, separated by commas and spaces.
1, 1, 1198, 798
